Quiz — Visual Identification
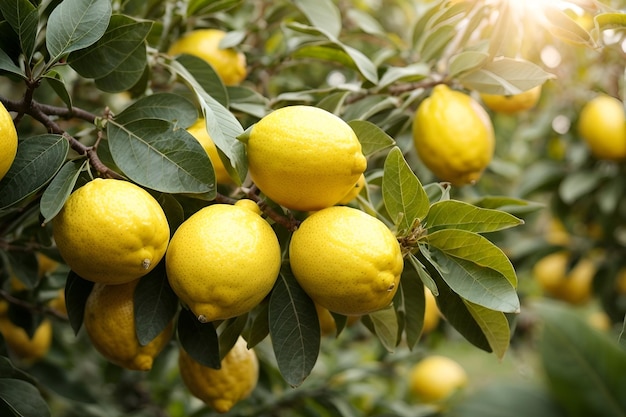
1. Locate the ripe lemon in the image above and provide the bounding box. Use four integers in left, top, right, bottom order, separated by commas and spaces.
52, 178, 170, 285
0, 101, 18, 181
83, 279, 174, 371
168, 29, 247, 86
315, 303, 337, 336
178, 336, 258, 413
187, 118, 232, 185
532, 252, 596, 305
0, 316, 52, 363
289, 206, 404, 315
422, 287, 441, 334
412, 84, 495, 186
480, 85, 542, 114
48, 289, 68, 319
409, 355, 468, 403
246, 106, 367, 211
166, 200, 281, 323
338, 173, 366, 205
578, 94, 626, 160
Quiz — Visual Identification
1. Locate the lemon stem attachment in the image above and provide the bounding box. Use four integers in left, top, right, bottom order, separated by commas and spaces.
197, 314, 208, 323
142, 259, 151, 270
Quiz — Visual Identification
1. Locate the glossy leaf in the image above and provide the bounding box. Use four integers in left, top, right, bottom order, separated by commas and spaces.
106, 119, 215, 197
0, 0, 37, 60
43, 71, 72, 110
0, 47, 24, 78
114, 93, 198, 126
425, 200, 523, 234
294, 0, 341, 39
0, 135, 68, 210
348, 120, 395, 157
217, 314, 248, 360
362, 305, 398, 352
177, 308, 220, 369
0, 379, 50, 417
245, 302, 270, 349
382, 147, 429, 233
269, 270, 320, 387
40, 160, 86, 224
463, 300, 510, 359
172, 54, 227, 108
46, 0, 111, 62
65, 272, 94, 335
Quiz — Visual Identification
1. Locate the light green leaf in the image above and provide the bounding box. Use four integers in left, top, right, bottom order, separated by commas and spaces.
448, 51, 489, 78
425, 200, 523, 233
342, 94, 398, 121
106, 119, 215, 197
348, 120, 395, 157
559, 169, 605, 204
0, 379, 50, 417
228, 86, 269, 118
382, 147, 429, 233
346, 8, 386, 36
543, 6, 595, 47
294, 0, 341, 39
0, 0, 38, 60
186, 0, 242, 16
377, 63, 430, 90
463, 300, 510, 359
419, 25, 456, 63
46, 0, 111, 62
362, 305, 398, 352
0, 135, 68, 210
114, 93, 198, 127
471, 195, 544, 216
40, 159, 86, 223
596, 12, 626, 31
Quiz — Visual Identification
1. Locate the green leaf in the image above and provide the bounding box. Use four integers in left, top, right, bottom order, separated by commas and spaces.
463, 300, 510, 360
65, 272, 94, 335
558, 169, 604, 204
377, 63, 430, 90
40, 160, 86, 224
398, 268, 425, 350
217, 314, 248, 360
245, 302, 269, 349
362, 305, 398, 352
342, 94, 398, 121
0, 379, 50, 417
471, 195, 544, 216
4, 250, 37, 290
0, 357, 37, 384
0, 0, 38, 60
69, 15, 151, 92
177, 308, 220, 369
134, 263, 178, 346
316, 91, 351, 114
169, 54, 228, 108
106, 119, 215, 197
43, 71, 72, 110
46, 0, 111, 62
186, 0, 241, 16
419, 25, 456, 63
0, 134, 68, 211
294, 0, 341, 39
348, 120, 395, 157
382, 147, 429, 233
269, 270, 320, 387
537, 301, 626, 417
425, 200, 523, 234
596, 12, 626, 31
448, 51, 489, 78
543, 6, 595, 47
114, 93, 198, 127
0, 47, 24, 78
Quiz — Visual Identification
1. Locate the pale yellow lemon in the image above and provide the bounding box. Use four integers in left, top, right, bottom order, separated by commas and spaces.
0, 317, 52, 363
532, 252, 596, 305
409, 355, 468, 403
578, 94, 626, 161
480, 85, 542, 114
422, 287, 441, 334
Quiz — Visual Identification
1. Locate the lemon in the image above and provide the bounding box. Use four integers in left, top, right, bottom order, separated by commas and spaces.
289, 206, 404, 315
532, 252, 596, 305
412, 84, 495, 186
338, 173, 366, 205
409, 355, 468, 403
616, 268, 626, 294
578, 94, 626, 160
83, 279, 174, 371
178, 336, 258, 413
166, 200, 281, 323
168, 29, 247, 86
0, 101, 18, 181
52, 178, 170, 285
246, 106, 367, 211
480, 85, 542, 114
48, 289, 68, 319
315, 303, 337, 336
0, 316, 52, 363
422, 287, 441, 334
187, 118, 232, 185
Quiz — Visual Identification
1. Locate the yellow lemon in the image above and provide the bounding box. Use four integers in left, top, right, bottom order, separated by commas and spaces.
480, 85, 542, 114
532, 252, 596, 305
412, 84, 495, 186
315, 303, 337, 336
616, 268, 626, 294
0, 317, 52, 363
246, 106, 367, 211
578, 94, 626, 161
289, 206, 404, 315
83, 279, 174, 371
338, 173, 366, 205
186, 118, 232, 185
422, 287, 441, 334
178, 336, 258, 413
409, 355, 468, 403
48, 289, 68, 319
0, 101, 18, 181
52, 178, 170, 285
168, 29, 247, 86
166, 200, 281, 323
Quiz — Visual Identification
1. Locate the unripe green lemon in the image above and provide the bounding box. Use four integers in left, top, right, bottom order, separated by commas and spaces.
0, 101, 18, 181
578, 94, 626, 160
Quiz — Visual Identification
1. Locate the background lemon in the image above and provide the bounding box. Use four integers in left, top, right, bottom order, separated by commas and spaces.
412, 84, 495, 186
83, 279, 174, 371
53, 178, 170, 285
187, 118, 232, 184
0, 316, 52, 363
578, 94, 626, 160
179, 336, 258, 413
246, 106, 367, 211
0, 101, 18, 181
422, 287, 441, 334
409, 355, 468, 403
480, 85, 542, 114
532, 251, 596, 305
168, 29, 247, 86
166, 200, 281, 323
289, 206, 404, 315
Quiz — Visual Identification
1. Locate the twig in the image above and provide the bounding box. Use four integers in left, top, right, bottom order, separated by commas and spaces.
0, 289, 69, 322
245, 185, 301, 232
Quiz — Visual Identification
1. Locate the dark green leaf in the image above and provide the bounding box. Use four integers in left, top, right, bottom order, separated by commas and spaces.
316, 91, 351, 114
269, 270, 320, 387
294, 0, 341, 39
40, 160, 86, 224
65, 271, 94, 335
425, 200, 523, 233
28, 362, 96, 403
134, 263, 178, 346
0, 0, 37, 60
0, 379, 50, 417
396, 268, 426, 350
106, 119, 215, 197
172, 54, 228, 107
46, 0, 111, 62
0, 47, 24, 78
177, 308, 220, 369
114, 93, 198, 126
382, 147, 429, 233
558, 169, 604, 204
245, 302, 269, 349
0, 357, 37, 384
348, 120, 395, 157
0, 134, 69, 210
43, 71, 72, 110
217, 314, 248, 360
362, 305, 398, 352
463, 300, 510, 359
342, 94, 397, 121
5, 250, 37, 290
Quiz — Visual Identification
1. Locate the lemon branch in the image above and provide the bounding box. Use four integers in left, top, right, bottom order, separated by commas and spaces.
245, 185, 302, 232
0, 289, 69, 322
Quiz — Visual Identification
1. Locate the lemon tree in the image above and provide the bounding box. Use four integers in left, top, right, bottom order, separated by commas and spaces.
0, 0, 625, 416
